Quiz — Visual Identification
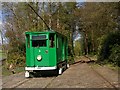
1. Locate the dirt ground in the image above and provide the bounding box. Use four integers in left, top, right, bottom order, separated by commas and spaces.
2, 62, 119, 89
47, 63, 119, 88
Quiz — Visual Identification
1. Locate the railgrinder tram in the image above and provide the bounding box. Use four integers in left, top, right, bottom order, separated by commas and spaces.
25, 31, 69, 77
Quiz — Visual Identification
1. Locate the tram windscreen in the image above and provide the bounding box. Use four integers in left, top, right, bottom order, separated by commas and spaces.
32, 40, 46, 47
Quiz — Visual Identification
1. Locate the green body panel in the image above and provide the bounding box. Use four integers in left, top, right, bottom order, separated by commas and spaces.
34, 47, 49, 66
25, 31, 68, 68
57, 36, 62, 63
49, 48, 56, 66
56, 35, 68, 64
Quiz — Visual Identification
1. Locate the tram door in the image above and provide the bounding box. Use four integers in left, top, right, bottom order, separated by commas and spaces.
32, 35, 49, 67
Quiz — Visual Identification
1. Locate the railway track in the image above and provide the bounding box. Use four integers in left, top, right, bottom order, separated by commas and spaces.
90, 66, 118, 89
2, 75, 57, 88
10, 78, 31, 88
44, 76, 57, 88
4, 59, 82, 88
45, 56, 118, 89
2, 57, 77, 88
2, 56, 119, 89
82, 56, 118, 89
6, 73, 58, 88
68, 56, 118, 89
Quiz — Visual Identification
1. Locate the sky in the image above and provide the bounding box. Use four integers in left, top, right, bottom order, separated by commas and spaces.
0, 11, 2, 25
0, 11, 2, 43
0, 2, 2, 45
0, 2, 2, 25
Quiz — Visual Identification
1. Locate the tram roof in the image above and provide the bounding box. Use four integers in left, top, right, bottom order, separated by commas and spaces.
25, 31, 55, 34
25, 31, 67, 39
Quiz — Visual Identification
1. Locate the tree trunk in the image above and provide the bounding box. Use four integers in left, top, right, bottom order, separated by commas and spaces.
35, 2, 39, 30
49, 2, 52, 30
1, 31, 3, 52
57, 2, 60, 30
42, 2, 45, 29
84, 32, 88, 55
71, 28, 75, 56
91, 29, 95, 52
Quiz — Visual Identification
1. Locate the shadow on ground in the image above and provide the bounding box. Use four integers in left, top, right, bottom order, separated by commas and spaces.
30, 69, 59, 78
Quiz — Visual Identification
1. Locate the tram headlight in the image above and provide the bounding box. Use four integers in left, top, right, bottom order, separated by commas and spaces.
37, 55, 42, 61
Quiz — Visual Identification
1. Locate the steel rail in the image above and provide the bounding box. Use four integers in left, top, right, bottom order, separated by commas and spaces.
90, 65, 118, 90
84, 56, 118, 89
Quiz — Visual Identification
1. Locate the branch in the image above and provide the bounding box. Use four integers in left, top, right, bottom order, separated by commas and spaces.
5, 4, 19, 21
5, 3, 21, 30
26, 3, 50, 30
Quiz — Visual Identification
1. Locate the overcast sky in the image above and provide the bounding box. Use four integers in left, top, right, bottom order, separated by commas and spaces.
0, 11, 2, 25
0, 8, 2, 45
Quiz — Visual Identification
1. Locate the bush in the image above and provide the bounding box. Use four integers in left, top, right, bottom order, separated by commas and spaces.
6, 52, 25, 67
74, 40, 82, 56
109, 44, 120, 66
68, 56, 74, 64
97, 31, 120, 66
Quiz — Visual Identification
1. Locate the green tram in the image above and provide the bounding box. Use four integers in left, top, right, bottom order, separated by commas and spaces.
25, 31, 69, 77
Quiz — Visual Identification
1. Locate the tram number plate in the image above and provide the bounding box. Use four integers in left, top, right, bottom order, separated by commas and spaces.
37, 67, 42, 69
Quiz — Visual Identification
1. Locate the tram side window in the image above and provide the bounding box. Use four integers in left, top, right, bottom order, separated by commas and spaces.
32, 40, 46, 47
26, 35, 30, 48
49, 34, 55, 48
57, 38, 59, 48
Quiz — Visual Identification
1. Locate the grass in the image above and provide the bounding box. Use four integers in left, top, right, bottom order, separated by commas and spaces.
75, 55, 119, 71
0, 50, 2, 57
105, 63, 120, 71
0, 52, 2, 58
0, 50, 6, 59
68, 56, 75, 64
2, 65, 24, 77
90, 60, 119, 71
2, 66, 12, 76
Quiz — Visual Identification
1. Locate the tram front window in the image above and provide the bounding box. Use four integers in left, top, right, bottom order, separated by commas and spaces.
32, 40, 46, 47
